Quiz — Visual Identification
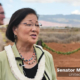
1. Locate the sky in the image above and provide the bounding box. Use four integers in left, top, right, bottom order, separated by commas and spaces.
1, 0, 80, 18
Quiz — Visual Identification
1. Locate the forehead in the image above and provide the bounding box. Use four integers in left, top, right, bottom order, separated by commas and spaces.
22, 14, 38, 22
0, 6, 4, 12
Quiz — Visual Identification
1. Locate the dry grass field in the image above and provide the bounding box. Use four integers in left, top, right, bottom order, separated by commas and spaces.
39, 28, 80, 43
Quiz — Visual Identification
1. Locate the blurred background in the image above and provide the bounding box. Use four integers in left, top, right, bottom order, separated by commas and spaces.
1, 0, 80, 80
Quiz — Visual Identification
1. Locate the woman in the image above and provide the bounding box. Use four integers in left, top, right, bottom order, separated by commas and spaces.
0, 8, 57, 80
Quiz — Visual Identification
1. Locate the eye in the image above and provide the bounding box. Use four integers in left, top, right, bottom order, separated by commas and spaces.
35, 24, 39, 27
23, 23, 32, 26
35, 23, 42, 27
27, 24, 32, 26
0, 12, 5, 14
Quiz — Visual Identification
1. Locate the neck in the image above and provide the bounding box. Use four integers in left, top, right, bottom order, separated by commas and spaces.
16, 41, 34, 54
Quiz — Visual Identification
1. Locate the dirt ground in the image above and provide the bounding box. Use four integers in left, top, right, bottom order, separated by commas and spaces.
45, 42, 80, 80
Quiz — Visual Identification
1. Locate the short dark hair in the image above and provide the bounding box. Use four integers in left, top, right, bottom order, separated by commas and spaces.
0, 3, 2, 6
6, 8, 38, 42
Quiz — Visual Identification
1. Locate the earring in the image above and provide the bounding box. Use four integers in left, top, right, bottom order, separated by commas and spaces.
14, 35, 17, 43
14, 35, 17, 39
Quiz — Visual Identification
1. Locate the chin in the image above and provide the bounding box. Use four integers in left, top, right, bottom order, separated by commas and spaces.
29, 40, 37, 44
31, 41, 37, 44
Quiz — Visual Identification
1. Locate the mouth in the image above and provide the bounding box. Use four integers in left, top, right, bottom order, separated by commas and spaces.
30, 34, 37, 39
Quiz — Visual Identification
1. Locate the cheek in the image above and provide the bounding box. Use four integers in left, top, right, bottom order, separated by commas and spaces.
37, 28, 40, 33
18, 28, 30, 37
23, 28, 31, 35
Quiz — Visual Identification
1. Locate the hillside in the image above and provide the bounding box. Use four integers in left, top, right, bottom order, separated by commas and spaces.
39, 14, 80, 27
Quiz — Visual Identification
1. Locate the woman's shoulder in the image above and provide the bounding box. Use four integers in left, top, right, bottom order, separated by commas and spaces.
0, 50, 7, 61
34, 44, 52, 58
43, 49, 53, 59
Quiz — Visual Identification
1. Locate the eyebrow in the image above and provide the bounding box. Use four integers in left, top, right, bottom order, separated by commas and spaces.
28, 20, 38, 23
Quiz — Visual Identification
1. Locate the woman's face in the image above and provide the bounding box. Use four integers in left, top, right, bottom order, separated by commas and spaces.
13, 14, 40, 44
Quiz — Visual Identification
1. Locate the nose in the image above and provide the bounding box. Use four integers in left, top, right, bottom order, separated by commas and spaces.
31, 25, 37, 32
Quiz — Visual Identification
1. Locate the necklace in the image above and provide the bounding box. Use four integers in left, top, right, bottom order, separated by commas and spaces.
20, 53, 36, 62
19, 48, 37, 65
5, 45, 45, 80
24, 56, 37, 65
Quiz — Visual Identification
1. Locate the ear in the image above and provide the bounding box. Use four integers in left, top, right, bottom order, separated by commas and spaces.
12, 27, 18, 35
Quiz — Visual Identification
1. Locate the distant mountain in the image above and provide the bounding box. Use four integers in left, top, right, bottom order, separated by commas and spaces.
39, 20, 71, 27
39, 14, 80, 27
4, 14, 80, 27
